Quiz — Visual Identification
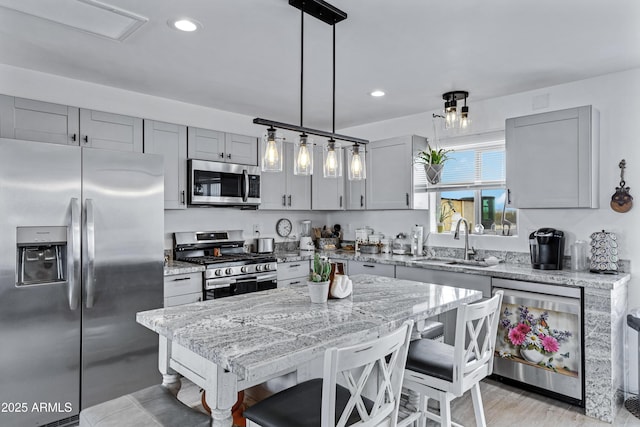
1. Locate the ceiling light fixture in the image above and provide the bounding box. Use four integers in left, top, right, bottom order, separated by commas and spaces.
169, 18, 200, 32
254, 0, 368, 177
370, 90, 385, 97
261, 126, 283, 172
441, 91, 470, 130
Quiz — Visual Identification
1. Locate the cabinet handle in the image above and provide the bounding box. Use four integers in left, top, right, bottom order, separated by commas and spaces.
289, 264, 301, 268
197, 297, 202, 302
180, 190, 185, 205
227, 153, 231, 159
71, 133, 77, 142
290, 281, 301, 285
219, 153, 224, 158
288, 195, 292, 206
172, 277, 190, 282
282, 195, 287, 206
83, 135, 89, 144
507, 188, 512, 204
406, 193, 409, 206
339, 195, 343, 208
360, 195, 364, 207
363, 264, 376, 268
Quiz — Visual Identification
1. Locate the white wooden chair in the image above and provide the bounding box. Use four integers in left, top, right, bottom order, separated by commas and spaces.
244, 320, 414, 427
399, 291, 503, 427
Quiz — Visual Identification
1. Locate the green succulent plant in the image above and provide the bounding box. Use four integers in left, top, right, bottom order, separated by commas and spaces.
415, 143, 452, 165
310, 254, 332, 282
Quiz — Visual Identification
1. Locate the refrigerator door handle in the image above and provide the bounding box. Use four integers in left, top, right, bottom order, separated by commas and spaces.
85, 198, 96, 308
68, 198, 81, 310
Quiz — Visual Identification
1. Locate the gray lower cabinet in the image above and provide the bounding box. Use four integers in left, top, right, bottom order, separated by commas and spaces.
144, 120, 188, 209
164, 272, 202, 307
348, 261, 395, 278
277, 261, 310, 288
506, 105, 599, 208
395, 266, 491, 344
0, 95, 143, 152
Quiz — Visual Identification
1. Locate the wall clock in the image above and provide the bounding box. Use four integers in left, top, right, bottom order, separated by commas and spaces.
276, 218, 292, 237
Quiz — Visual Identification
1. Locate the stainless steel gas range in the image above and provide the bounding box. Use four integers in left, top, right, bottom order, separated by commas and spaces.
174, 230, 277, 300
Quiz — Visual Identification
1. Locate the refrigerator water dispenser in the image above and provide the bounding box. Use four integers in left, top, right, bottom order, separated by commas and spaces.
16, 226, 67, 286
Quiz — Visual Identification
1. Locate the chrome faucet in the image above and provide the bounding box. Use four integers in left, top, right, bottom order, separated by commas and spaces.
454, 218, 476, 260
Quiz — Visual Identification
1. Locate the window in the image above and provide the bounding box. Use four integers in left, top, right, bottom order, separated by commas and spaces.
421, 132, 517, 236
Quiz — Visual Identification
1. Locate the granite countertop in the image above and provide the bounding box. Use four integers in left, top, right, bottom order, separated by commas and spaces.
275, 250, 630, 291
163, 260, 205, 276
137, 274, 482, 384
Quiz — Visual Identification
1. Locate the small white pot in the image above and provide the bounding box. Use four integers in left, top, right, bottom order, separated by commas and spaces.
307, 281, 330, 303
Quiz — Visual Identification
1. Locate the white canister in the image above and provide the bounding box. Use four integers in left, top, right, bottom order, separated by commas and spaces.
570, 240, 588, 271
380, 238, 390, 254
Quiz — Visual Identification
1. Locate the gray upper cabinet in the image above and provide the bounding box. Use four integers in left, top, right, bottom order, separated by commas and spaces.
144, 120, 187, 210
79, 109, 143, 152
345, 148, 366, 210
365, 135, 428, 210
312, 146, 345, 210
0, 95, 79, 145
260, 143, 311, 210
187, 127, 257, 165
506, 105, 599, 208
0, 95, 143, 152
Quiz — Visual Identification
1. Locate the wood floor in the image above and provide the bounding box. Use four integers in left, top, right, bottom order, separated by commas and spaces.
177, 377, 640, 427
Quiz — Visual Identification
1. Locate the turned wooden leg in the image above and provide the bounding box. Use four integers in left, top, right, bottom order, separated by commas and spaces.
158, 336, 181, 396
203, 363, 238, 427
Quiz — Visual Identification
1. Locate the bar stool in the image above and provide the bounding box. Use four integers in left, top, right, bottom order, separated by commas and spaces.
244, 320, 414, 427
400, 292, 503, 427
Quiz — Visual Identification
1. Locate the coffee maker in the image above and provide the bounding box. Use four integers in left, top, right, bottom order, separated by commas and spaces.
529, 228, 565, 270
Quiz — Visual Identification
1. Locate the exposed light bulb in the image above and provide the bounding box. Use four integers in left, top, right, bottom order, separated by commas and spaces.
460, 105, 470, 129
326, 148, 337, 172
351, 151, 362, 176
298, 142, 310, 169
348, 144, 365, 181
261, 127, 282, 172
294, 134, 313, 175
265, 139, 279, 166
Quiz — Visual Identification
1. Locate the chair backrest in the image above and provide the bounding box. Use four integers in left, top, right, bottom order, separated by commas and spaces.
321, 320, 414, 427
451, 291, 503, 395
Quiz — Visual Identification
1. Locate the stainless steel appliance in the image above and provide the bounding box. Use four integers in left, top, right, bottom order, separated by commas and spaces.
0, 138, 164, 427
174, 231, 277, 300
188, 159, 260, 207
529, 228, 565, 270
492, 278, 583, 406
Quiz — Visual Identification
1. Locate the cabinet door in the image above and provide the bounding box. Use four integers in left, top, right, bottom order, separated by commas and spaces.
348, 261, 395, 278
80, 109, 143, 152
0, 95, 80, 145
312, 146, 345, 210
260, 141, 289, 210
506, 105, 598, 208
144, 120, 187, 209
366, 137, 413, 209
187, 127, 225, 161
346, 178, 366, 210
286, 144, 312, 210
225, 133, 258, 165
277, 261, 310, 281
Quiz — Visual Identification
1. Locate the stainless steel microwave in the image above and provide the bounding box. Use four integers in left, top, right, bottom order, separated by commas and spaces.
187, 159, 260, 207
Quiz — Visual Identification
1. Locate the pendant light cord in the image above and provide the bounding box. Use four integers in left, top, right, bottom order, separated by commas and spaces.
300, 8, 304, 128
332, 23, 336, 136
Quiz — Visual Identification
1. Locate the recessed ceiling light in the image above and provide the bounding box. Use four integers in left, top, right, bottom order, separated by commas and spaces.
168, 18, 201, 32
370, 90, 385, 97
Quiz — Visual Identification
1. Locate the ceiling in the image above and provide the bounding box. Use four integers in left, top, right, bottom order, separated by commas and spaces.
1, 0, 639, 131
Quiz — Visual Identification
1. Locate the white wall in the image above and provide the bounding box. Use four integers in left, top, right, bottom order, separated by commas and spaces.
340, 68, 640, 393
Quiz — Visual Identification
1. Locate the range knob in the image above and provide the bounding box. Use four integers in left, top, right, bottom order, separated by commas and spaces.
256, 265, 263, 272
225, 268, 233, 275
240, 266, 248, 273
214, 269, 223, 277
263, 264, 271, 271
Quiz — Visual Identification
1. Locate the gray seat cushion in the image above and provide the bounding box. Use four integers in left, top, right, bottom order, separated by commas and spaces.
406, 339, 457, 382
420, 321, 444, 340
79, 385, 210, 427
243, 378, 374, 427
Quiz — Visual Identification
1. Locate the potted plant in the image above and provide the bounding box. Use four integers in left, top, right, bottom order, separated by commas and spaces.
308, 254, 332, 303
436, 200, 455, 233
415, 143, 452, 185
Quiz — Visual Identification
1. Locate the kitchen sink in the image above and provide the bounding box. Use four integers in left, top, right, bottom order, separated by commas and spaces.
411, 256, 499, 268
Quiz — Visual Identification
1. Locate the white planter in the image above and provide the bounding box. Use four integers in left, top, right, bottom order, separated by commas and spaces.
520, 348, 545, 364
424, 164, 444, 185
307, 281, 330, 303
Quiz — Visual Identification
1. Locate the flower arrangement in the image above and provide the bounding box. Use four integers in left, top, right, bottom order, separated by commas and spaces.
309, 254, 331, 282
499, 304, 572, 369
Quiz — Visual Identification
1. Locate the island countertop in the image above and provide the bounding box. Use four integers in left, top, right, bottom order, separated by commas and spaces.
137, 274, 482, 384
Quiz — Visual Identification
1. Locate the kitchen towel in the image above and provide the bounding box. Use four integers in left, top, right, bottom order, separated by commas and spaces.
330, 274, 352, 299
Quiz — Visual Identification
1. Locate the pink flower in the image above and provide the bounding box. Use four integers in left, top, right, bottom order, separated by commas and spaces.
509, 328, 527, 346
541, 335, 559, 353
515, 323, 531, 335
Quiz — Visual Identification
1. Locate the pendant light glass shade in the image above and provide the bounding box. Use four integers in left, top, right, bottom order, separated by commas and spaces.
347, 144, 366, 181
444, 99, 458, 129
294, 134, 314, 175
261, 127, 283, 172
459, 105, 470, 129
323, 139, 343, 178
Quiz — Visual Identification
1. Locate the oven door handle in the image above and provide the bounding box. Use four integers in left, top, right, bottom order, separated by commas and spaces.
205, 277, 236, 290
236, 273, 278, 283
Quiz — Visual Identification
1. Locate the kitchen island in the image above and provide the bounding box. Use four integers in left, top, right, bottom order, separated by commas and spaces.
137, 274, 482, 427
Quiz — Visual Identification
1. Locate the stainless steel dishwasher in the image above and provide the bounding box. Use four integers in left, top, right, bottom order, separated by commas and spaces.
492, 278, 583, 406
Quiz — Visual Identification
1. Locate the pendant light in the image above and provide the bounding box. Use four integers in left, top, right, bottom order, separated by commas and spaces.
347, 143, 366, 180
442, 91, 470, 130
323, 24, 343, 178
254, 0, 368, 175
261, 127, 283, 172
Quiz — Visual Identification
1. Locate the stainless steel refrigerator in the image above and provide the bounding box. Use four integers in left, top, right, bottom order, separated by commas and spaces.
0, 138, 164, 426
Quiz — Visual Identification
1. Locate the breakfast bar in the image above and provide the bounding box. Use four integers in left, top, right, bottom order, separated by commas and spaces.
136, 274, 482, 426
